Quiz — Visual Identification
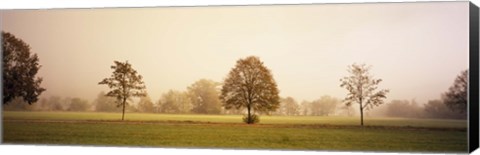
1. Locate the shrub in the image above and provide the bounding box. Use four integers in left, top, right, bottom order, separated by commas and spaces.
242, 114, 260, 124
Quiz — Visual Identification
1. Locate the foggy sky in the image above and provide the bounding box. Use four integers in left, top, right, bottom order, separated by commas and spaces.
0, 2, 469, 105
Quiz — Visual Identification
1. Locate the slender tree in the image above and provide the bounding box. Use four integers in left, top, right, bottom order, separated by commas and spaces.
2, 31, 45, 104
220, 56, 280, 124
340, 63, 389, 126
98, 61, 147, 120
442, 70, 468, 113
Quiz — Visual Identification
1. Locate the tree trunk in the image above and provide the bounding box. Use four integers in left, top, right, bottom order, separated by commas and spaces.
359, 99, 364, 126
247, 105, 252, 124
122, 98, 126, 121
360, 105, 363, 126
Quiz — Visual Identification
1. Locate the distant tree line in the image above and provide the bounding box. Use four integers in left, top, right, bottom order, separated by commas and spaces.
272, 95, 350, 117
366, 70, 468, 120
3, 78, 226, 115
3, 96, 91, 112
94, 78, 223, 115
5, 92, 465, 120
269, 96, 466, 120
2, 31, 468, 124
365, 99, 466, 120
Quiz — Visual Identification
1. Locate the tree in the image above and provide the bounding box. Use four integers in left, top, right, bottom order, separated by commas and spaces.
41, 96, 64, 111
386, 100, 422, 118
98, 61, 147, 120
93, 91, 120, 112
220, 56, 280, 124
177, 91, 193, 114
2, 31, 46, 105
340, 63, 389, 126
311, 95, 339, 116
300, 101, 311, 116
278, 97, 299, 116
187, 79, 222, 114
137, 96, 154, 113
157, 90, 182, 113
67, 97, 90, 111
157, 90, 192, 114
424, 99, 466, 119
2, 97, 37, 111
442, 70, 468, 113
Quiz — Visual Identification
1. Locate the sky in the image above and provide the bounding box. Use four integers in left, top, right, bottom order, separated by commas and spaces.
0, 2, 469, 105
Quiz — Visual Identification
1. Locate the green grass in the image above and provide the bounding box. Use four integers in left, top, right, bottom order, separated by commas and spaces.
2, 111, 467, 128
2, 111, 468, 153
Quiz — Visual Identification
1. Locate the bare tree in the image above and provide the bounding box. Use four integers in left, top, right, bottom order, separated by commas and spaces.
340, 63, 389, 126
98, 61, 147, 120
220, 56, 280, 124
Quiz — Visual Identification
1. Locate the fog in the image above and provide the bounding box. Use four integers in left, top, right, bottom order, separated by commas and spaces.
1, 2, 468, 108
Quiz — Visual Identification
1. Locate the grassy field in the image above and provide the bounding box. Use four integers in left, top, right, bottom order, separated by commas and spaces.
2, 111, 467, 128
2, 111, 468, 153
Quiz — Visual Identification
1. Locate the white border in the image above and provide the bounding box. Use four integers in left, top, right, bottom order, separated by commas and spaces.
0, 0, 468, 9
0, 0, 478, 155
0, 145, 457, 155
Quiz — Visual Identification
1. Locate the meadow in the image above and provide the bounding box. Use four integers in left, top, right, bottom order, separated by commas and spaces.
2, 111, 468, 153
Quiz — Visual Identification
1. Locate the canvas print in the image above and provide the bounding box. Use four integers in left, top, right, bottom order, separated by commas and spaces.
1, 2, 472, 153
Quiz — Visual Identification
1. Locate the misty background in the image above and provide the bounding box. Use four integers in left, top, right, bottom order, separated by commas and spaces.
1, 2, 468, 119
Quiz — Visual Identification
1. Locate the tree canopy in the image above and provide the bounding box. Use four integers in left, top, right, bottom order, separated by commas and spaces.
220, 56, 280, 124
98, 60, 147, 120
2, 31, 45, 104
442, 69, 468, 113
187, 79, 222, 114
157, 90, 184, 113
